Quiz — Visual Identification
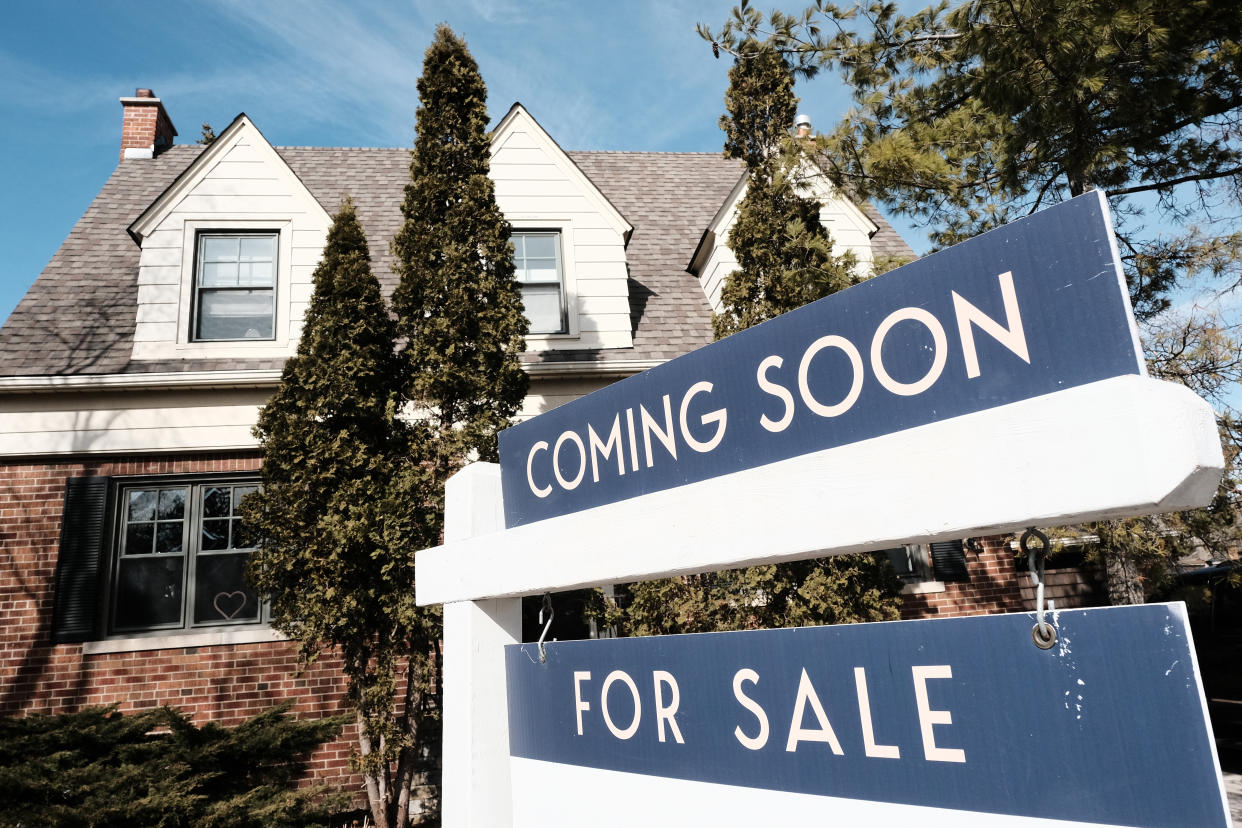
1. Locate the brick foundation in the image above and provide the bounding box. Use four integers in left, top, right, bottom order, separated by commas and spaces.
0, 453, 361, 793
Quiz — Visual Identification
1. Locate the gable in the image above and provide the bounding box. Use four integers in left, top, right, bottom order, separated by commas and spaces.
690, 161, 884, 315
490, 104, 634, 352
127, 115, 331, 361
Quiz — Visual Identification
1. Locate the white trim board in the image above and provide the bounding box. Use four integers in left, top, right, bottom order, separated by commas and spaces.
415, 374, 1223, 605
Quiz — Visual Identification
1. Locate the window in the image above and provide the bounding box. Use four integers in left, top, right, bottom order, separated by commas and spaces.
885, 545, 932, 582
513, 231, 566, 334
111, 479, 263, 633
193, 233, 277, 341
50, 475, 266, 643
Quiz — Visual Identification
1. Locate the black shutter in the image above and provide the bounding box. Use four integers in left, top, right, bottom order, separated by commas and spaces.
930, 540, 969, 583
51, 476, 110, 643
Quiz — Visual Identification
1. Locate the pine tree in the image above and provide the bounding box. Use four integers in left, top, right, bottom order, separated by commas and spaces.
392, 24, 529, 510
618, 42, 902, 636
243, 200, 437, 828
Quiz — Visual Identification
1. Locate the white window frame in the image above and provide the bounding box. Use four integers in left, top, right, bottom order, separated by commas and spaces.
173, 218, 294, 357
191, 231, 280, 343
509, 219, 579, 341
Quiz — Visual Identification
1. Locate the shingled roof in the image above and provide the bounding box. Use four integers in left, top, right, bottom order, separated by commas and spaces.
0, 146, 912, 377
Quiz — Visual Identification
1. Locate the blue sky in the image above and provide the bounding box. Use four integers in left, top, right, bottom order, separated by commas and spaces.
0, 0, 931, 328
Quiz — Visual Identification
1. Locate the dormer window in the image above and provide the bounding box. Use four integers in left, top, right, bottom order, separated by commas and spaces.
513, 231, 566, 334
193, 232, 278, 341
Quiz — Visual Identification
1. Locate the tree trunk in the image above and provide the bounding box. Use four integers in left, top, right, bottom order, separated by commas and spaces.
1103, 546, 1145, 605
358, 714, 391, 828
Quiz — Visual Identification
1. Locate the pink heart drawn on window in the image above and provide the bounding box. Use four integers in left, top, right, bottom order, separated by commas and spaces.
213, 591, 247, 620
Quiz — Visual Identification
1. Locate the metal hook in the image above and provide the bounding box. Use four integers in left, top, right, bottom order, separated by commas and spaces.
1021, 528, 1056, 649
537, 593, 554, 664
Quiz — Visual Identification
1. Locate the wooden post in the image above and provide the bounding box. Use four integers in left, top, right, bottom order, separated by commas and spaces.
440, 463, 519, 827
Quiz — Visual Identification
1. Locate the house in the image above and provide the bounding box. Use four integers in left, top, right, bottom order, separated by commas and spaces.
0, 88, 1093, 790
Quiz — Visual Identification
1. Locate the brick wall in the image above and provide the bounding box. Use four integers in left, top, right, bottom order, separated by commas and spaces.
0, 454, 360, 792
900, 536, 1102, 619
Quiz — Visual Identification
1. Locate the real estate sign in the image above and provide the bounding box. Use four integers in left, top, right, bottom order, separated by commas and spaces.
499, 190, 1144, 528
425, 192, 1229, 828
506, 603, 1231, 827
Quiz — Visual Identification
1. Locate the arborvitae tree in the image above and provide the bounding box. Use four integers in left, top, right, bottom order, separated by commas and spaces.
392, 24, 529, 509
617, 42, 902, 636
713, 42, 859, 338
243, 201, 437, 828
0, 703, 348, 827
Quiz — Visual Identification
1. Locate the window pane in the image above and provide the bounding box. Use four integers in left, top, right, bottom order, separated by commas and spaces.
239, 235, 276, 261
232, 485, 258, 510
523, 234, 557, 259
127, 490, 156, 522
201, 236, 239, 263
233, 517, 258, 551
201, 519, 230, 551
522, 285, 565, 334
115, 557, 183, 629
203, 487, 231, 518
237, 260, 274, 287
200, 261, 238, 287
155, 522, 184, 555
523, 258, 558, 283
197, 289, 274, 340
158, 488, 186, 520
885, 547, 913, 575
124, 522, 154, 555
194, 552, 259, 625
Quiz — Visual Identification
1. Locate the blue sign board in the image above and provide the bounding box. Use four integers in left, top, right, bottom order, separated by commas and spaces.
498, 191, 1143, 528
506, 603, 1227, 826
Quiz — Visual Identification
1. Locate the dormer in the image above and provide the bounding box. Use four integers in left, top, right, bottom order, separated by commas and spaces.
491, 104, 634, 352
127, 114, 331, 362
688, 160, 881, 314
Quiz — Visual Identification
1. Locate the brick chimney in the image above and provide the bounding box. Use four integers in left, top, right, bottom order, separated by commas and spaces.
119, 88, 177, 161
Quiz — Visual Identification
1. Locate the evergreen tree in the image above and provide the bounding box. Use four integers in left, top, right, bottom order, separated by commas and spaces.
243, 200, 436, 828
713, 42, 858, 338
198, 122, 217, 146
702, 1, 1242, 604
0, 703, 348, 828
618, 41, 902, 636
392, 24, 529, 505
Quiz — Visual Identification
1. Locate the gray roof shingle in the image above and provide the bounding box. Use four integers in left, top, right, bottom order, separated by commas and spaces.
0, 145, 913, 377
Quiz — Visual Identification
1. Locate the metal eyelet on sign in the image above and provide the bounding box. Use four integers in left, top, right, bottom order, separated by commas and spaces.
1021, 528, 1057, 650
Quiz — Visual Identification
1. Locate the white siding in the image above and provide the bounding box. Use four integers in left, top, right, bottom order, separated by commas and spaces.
0, 377, 629, 456
0, 389, 266, 455
130, 122, 330, 362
